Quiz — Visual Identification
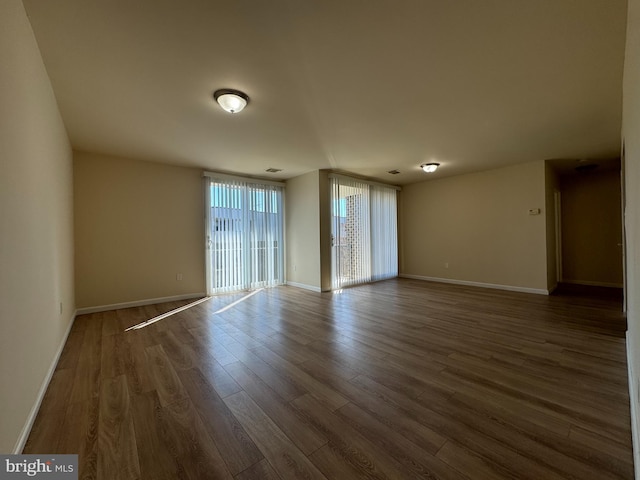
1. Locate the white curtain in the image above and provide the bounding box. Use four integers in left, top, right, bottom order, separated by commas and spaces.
331, 176, 371, 289
371, 185, 398, 281
205, 174, 284, 295
330, 175, 398, 289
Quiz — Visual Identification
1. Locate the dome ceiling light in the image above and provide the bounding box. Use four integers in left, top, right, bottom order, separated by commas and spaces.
421, 163, 440, 173
213, 89, 249, 114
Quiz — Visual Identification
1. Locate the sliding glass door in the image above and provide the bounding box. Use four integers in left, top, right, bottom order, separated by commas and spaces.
331, 177, 371, 289
205, 174, 284, 295
330, 175, 398, 289
370, 185, 398, 281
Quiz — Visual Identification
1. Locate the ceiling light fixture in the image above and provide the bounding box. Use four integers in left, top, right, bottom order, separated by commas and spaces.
213, 89, 249, 114
421, 163, 440, 173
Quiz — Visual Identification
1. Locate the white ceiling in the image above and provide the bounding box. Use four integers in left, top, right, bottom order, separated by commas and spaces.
23, 0, 627, 185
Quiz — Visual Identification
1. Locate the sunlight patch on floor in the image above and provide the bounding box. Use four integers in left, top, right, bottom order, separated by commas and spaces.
124, 288, 265, 331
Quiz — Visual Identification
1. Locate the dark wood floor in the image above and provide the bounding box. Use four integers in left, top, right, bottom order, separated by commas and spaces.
24, 278, 633, 479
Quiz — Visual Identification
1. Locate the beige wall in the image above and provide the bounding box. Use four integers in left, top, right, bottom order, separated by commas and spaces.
74, 152, 205, 308
400, 161, 548, 292
544, 163, 560, 291
0, 0, 74, 453
285, 171, 322, 290
623, 0, 640, 472
560, 169, 623, 287
318, 171, 332, 291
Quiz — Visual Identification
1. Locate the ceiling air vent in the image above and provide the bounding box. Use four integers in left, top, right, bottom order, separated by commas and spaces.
388, 169, 400, 175
265, 168, 282, 173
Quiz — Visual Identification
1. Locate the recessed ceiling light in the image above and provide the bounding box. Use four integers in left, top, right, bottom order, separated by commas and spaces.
213, 89, 249, 113
421, 163, 440, 173
265, 168, 282, 173
388, 170, 400, 175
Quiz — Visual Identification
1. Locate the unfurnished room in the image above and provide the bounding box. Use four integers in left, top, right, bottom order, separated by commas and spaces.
2, 0, 640, 479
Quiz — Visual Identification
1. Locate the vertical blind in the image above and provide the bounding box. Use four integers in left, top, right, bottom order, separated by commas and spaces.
330, 175, 398, 289
331, 177, 372, 289
204, 174, 284, 295
371, 185, 398, 281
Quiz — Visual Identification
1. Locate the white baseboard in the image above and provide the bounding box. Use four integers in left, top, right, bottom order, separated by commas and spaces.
286, 281, 322, 293
561, 279, 624, 288
627, 336, 640, 480
76, 292, 206, 315
13, 309, 77, 454
399, 274, 549, 295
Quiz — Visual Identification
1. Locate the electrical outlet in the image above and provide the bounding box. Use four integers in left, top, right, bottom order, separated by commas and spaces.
444, 262, 449, 269
176, 273, 183, 281
59, 302, 63, 314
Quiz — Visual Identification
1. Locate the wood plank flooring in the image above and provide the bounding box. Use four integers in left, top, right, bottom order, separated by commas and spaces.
24, 278, 633, 479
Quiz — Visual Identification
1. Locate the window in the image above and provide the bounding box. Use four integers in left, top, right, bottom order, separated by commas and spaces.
330, 174, 398, 289
204, 174, 285, 294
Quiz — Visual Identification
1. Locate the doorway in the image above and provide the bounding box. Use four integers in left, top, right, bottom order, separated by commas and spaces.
556, 160, 623, 288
